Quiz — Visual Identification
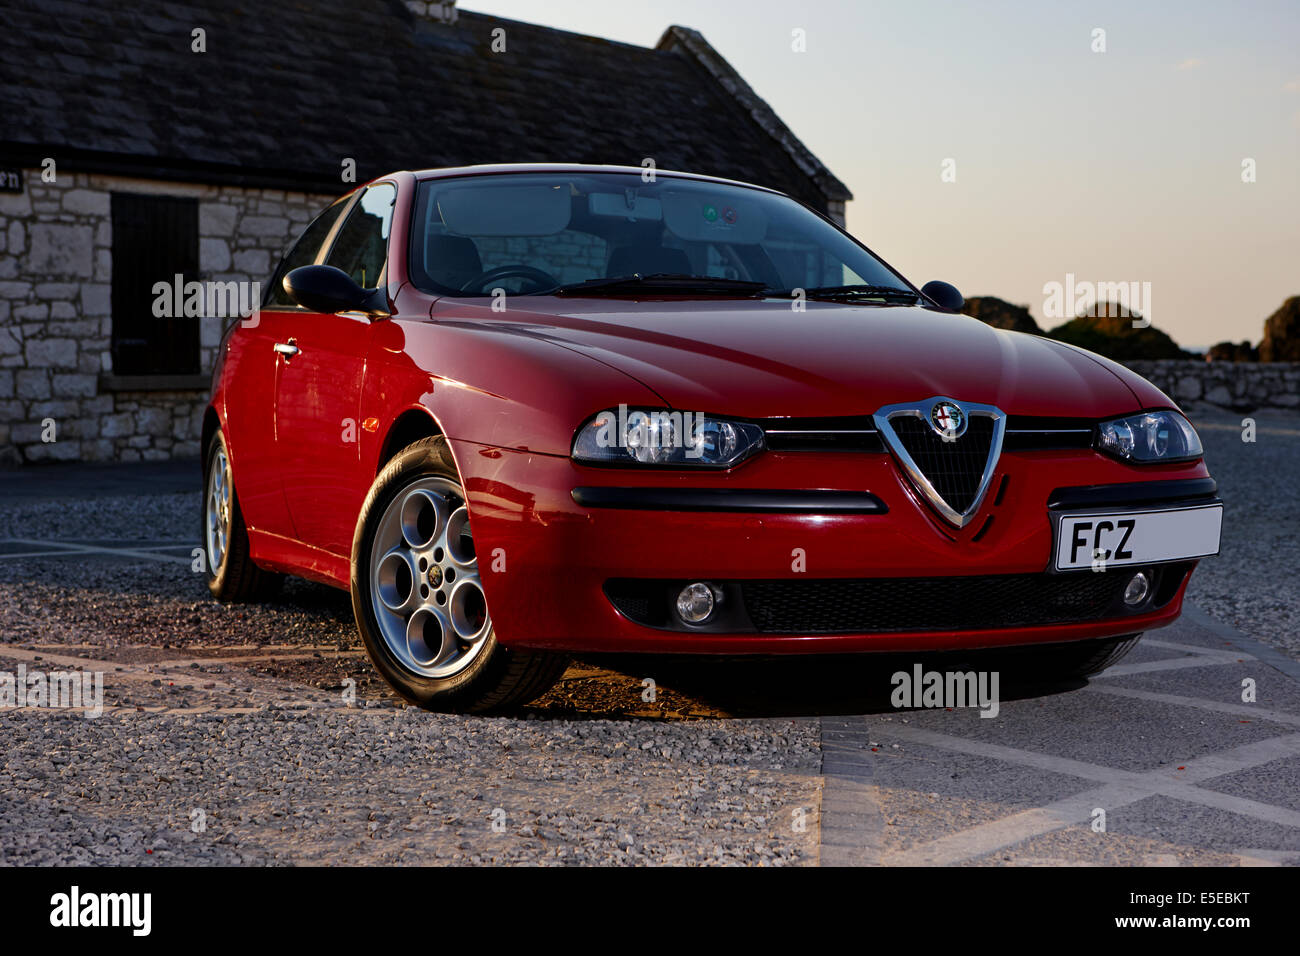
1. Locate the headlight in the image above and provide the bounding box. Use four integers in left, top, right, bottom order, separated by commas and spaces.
1096, 410, 1203, 463
572, 407, 765, 467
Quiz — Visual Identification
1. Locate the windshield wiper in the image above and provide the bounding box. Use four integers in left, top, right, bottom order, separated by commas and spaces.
776, 284, 921, 302
548, 273, 768, 296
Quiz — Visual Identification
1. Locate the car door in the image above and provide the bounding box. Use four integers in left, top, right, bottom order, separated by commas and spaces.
274, 182, 397, 556
223, 195, 352, 539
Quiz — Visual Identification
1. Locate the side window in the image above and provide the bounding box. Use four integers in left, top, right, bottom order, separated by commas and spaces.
325, 183, 397, 289
266, 197, 350, 307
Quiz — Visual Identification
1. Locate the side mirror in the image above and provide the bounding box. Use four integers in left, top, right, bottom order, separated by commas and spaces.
921, 280, 964, 312
284, 265, 388, 316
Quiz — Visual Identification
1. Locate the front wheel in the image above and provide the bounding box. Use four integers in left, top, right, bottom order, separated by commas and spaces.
350, 437, 568, 712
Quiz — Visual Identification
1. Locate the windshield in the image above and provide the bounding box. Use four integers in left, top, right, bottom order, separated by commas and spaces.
408, 172, 911, 297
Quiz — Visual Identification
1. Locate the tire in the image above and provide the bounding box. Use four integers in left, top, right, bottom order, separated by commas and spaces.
1014, 633, 1143, 680
203, 429, 283, 602
350, 436, 568, 713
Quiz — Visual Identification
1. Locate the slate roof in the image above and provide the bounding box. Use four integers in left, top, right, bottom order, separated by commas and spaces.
0, 0, 849, 208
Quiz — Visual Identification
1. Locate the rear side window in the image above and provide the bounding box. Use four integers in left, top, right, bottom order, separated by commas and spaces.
265, 197, 350, 307
325, 183, 396, 289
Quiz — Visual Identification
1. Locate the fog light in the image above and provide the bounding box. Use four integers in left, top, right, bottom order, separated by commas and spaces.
675, 582, 716, 624
1124, 571, 1151, 606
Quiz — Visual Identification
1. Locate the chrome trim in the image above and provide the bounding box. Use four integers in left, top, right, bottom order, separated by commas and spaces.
873, 397, 1006, 528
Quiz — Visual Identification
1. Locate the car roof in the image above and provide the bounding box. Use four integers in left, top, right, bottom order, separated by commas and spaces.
404, 163, 787, 196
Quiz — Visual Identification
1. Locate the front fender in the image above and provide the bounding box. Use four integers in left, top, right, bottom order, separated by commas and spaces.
359, 313, 662, 478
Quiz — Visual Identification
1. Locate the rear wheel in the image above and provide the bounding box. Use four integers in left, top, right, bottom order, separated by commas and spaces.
203, 429, 282, 601
351, 437, 568, 712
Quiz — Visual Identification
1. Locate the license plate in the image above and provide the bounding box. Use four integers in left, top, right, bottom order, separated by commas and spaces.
1053, 504, 1222, 571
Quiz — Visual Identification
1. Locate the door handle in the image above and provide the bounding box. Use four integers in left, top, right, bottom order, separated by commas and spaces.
273, 341, 300, 361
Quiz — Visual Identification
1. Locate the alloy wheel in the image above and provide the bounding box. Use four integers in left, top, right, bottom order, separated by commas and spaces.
206, 446, 232, 573
369, 476, 490, 679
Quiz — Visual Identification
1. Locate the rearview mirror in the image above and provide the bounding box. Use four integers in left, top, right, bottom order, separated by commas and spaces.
921, 280, 964, 312
284, 265, 388, 316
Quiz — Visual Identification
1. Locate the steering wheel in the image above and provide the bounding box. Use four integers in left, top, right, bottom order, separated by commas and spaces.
460, 265, 560, 294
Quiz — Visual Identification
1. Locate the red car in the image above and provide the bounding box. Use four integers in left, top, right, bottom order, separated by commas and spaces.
203, 164, 1222, 711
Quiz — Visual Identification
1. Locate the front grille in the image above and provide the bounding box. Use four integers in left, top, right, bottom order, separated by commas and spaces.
758, 415, 884, 452
758, 414, 1094, 454
605, 565, 1188, 634
742, 572, 1129, 633
1003, 430, 1093, 451
1004, 416, 1094, 451
763, 431, 885, 453
889, 416, 995, 513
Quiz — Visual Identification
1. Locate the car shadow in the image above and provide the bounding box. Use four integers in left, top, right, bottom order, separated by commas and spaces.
525, 649, 1087, 721
0, 553, 1092, 720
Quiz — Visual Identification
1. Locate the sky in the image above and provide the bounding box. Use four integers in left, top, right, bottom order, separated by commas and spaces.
461, 0, 1299, 348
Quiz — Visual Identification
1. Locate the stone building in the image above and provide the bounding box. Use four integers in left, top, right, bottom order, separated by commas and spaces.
0, 0, 851, 465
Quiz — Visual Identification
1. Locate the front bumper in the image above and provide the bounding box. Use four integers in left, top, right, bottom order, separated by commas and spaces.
452, 439, 1214, 655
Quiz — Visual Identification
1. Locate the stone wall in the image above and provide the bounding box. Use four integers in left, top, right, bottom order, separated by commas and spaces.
0, 168, 335, 464
9, 168, 1289, 467
1124, 360, 1300, 412
404, 0, 459, 22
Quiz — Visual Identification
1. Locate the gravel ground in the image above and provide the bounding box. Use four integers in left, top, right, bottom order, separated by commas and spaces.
1, 405, 1295, 866
0, 490, 196, 541
1181, 405, 1300, 661
0, 707, 818, 865
0, 488, 822, 865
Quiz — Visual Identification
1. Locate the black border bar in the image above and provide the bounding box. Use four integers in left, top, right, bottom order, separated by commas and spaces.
571, 487, 888, 514
1047, 477, 1218, 511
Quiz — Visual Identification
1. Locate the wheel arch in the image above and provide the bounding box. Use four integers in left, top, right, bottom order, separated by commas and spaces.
200, 405, 222, 477
377, 407, 446, 474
